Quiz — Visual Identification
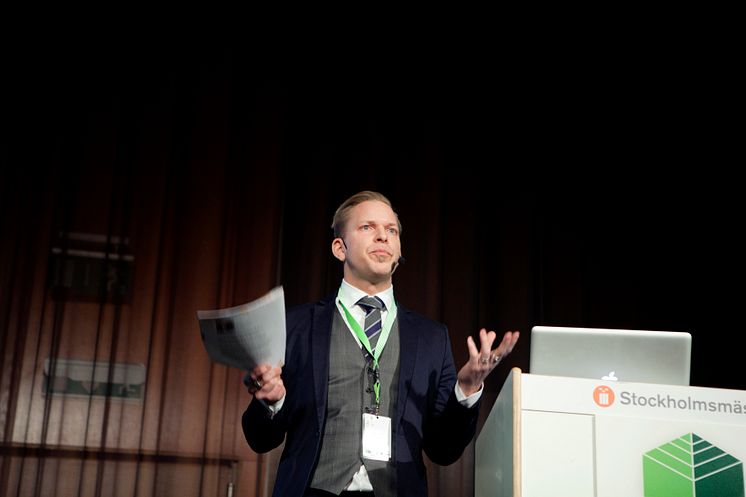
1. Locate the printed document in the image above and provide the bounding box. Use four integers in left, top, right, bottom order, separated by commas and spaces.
197, 286, 285, 370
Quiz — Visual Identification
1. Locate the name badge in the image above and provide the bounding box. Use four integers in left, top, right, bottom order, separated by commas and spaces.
362, 413, 391, 461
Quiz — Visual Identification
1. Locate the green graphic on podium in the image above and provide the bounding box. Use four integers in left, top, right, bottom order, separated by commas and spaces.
643, 433, 744, 497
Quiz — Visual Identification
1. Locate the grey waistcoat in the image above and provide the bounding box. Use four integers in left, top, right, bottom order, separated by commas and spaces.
310, 310, 400, 497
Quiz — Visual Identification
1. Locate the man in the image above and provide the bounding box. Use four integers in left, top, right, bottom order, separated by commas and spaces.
243, 191, 519, 497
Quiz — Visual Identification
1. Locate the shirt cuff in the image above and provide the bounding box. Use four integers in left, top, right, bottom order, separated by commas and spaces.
256, 395, 285, 418
455, 382, 483, 408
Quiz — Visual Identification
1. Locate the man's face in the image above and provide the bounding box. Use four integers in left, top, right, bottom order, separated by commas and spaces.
336, 200, 402, 288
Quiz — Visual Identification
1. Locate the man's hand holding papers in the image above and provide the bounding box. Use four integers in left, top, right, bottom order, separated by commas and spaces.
197, 286, 287, 410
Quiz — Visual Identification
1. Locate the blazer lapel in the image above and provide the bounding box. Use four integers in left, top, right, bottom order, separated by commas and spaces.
395, 305, 419, 428
311, 296, 335, 426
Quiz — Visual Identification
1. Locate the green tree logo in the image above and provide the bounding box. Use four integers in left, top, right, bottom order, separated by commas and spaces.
643, 433, 744, 497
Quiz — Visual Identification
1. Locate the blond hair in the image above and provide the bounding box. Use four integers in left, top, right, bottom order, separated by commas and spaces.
331, 191, 402, 238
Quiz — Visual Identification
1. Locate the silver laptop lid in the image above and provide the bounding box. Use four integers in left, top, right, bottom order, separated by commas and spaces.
529, 325, 692, 385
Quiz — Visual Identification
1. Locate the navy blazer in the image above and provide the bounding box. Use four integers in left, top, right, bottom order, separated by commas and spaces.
242, 294, 480, 497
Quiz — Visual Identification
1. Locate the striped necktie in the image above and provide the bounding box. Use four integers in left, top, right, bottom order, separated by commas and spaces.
356, 295, 385, 357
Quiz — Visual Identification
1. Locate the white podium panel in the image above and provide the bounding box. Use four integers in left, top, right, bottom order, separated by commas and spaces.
522, 410, 595, 497
476, 369, 746, 497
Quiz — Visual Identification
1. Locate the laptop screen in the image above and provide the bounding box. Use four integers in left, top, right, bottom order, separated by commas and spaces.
529, 325, 692, 386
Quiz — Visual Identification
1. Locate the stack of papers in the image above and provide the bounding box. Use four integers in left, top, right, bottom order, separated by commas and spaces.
197, 286, 286, 370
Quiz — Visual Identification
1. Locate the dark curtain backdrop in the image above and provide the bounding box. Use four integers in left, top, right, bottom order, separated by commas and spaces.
2, 38, 742, 497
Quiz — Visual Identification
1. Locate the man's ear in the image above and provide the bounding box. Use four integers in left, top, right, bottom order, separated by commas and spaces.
331, 237, 346, 262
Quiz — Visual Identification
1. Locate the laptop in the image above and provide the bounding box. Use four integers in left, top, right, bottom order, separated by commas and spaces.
529, 325, 692, 385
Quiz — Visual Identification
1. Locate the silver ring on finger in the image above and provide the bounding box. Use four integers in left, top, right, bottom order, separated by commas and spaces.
251, 378, 263, 389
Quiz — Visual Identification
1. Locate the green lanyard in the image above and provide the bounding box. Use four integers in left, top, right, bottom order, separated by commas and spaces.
338, 294, 397, 408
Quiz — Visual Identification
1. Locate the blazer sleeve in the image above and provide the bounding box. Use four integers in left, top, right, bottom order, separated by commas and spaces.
242, 393, 290, 453
421, 324, 480, 465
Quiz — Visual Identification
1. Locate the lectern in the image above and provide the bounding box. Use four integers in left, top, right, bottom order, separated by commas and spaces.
475, 368, 746, 497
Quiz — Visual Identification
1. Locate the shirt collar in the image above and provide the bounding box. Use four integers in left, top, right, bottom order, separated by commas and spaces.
339, 279, 395, 311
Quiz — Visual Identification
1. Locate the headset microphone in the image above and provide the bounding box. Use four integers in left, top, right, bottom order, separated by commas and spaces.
391, 255, 405, 274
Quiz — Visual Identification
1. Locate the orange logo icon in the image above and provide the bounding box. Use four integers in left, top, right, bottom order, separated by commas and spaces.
593, 386, 615, 407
